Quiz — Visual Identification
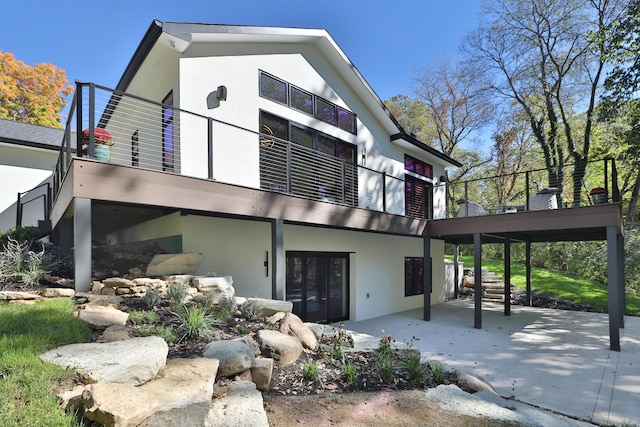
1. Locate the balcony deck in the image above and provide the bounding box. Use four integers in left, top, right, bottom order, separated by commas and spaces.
426, 203, 623, 244
51, 158, 427, 239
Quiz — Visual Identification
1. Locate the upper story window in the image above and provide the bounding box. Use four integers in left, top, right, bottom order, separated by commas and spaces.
162, 91, 174, 172
260, 73, 288, 104
259, 70, 357, 135
404, 154, 433, 179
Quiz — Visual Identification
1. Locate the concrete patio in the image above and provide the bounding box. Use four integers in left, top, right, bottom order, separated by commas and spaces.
341, 300, 640, 426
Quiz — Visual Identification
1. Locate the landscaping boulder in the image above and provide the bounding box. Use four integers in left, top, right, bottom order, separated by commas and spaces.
146, 253, 204, 276
251, 358, 273, 391
82, 357, 219, 427
455, 370, 499, 395
0, 290, 40, 300
42, 288, 75, 298
257, 330, 303, 366
193, 276, 235, 302
98, 325, 131, 343
77, 304, 129, 329
40, 336, 168, 385
102, 277, 136, 288
205, 381, 269, 427
245, 297, 292, 316
280, 312, 317, 350
203, 340, 255, 377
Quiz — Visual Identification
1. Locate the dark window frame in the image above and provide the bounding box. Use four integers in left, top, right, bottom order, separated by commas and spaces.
162, 91, 174, 172
404, 154, 433, 179
259, 70, 357, 135
405, 257, 424, 296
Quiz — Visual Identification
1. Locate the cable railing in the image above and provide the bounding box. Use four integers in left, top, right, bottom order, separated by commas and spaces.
446, 157, 620, 218
51, 82, 619, 224
51, 82, 423, 218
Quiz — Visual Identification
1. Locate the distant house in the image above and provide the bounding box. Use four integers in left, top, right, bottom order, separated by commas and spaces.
0, 119, 62, 232
49, 21, 461, 323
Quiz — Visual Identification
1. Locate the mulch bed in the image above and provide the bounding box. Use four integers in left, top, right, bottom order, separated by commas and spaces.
116, 295, 457, 397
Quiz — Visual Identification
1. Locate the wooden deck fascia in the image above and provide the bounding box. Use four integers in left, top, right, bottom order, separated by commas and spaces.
50, 158, 427, 236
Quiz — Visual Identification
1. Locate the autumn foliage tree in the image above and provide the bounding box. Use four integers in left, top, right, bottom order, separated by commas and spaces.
0, 51, 73, 128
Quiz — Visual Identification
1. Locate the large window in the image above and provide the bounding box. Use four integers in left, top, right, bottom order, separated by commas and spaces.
405, 257, 424, 296
259, 70, 357, 135
404, 154, 433, 219
162, 91, 174, 172
259, 111, 358, 205
404, 154, 433, 179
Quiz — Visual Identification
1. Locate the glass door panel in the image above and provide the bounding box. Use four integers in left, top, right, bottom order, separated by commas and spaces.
286, 252, 349, 323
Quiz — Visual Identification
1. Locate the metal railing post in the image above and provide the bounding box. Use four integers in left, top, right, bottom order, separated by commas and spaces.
76, 83, 84, 157
208, 117, 214, 180
525, 171, 530, 210
286, 142, 292, 193
88, 83, 96, 158
382, 172, 387, 213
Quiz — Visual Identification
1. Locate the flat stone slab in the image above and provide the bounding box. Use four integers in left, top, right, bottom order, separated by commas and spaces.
77, 304, 129, 329
146, 253, 204, 276
40, 336, 168, 385
205, 381, 269, 427
83, 358, 219, 427
0, 290, 40, 300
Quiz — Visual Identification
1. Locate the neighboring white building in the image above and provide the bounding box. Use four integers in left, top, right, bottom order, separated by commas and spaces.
0, 119, 62, 232
47, 21, 462, 323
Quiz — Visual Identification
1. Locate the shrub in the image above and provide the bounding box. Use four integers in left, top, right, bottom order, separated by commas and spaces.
138, 325, 177, 345
326, 322, 351, 363
172, 304, 222, 342
144, 287, 162, 308
341, 362, 357, 383
129, 310, 159, 325
239, 299, 263, 320
404, 354, 427, 384
166, 284, 188, 306
217, 295, 237, 314
192, 292, 214, 309
429, 363, 446, 385
302, 359, 319, 381
374, 332, 394, 359
0, 237, 51, 287
374, 353, 395, 383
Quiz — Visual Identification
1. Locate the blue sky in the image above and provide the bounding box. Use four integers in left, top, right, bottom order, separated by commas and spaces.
0, 0, 482, 211
2, 0, 481, 105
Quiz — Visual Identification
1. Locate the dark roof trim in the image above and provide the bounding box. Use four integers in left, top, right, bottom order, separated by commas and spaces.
390, 133, 462, 167
116, 20, 165, 92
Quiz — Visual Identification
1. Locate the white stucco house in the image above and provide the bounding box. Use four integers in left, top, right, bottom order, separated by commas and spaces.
46, 20, 462, 323
0, 119, 62, 232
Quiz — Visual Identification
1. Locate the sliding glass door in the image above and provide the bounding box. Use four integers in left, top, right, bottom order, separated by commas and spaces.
286, 252, 349, 323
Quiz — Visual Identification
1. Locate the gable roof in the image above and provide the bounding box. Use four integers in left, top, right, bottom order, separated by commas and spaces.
117, 20, 461, 168
0, 118, 63, 151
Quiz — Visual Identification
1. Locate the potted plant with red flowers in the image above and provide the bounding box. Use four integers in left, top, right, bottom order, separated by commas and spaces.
81, 128, 114, 162
589, 187, 607, 205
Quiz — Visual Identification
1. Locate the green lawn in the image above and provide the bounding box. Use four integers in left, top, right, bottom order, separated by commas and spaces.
450, 256, 640, 315
0, 298, 92, 427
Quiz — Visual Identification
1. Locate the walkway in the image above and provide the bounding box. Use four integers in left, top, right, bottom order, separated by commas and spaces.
342, 300, 640, 426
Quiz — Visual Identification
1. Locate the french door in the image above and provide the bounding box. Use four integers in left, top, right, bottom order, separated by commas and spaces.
286, 252, 349, 323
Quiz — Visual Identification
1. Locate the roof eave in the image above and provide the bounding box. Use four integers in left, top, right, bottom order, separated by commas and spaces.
390, 133, 462, 168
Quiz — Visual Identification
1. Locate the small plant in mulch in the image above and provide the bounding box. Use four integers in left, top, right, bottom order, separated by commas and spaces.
129, 309, 159, 325
341, 362, 357, 383
302, 358, 320, 381
239, 299, 263, 320
404, 354, 428, 385
144, 287, 162, 307
172, 304, 223, 343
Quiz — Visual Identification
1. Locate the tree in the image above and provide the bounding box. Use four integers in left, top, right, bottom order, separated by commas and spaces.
490, 111, 543, 206
384, 94, 433, 143
411, 58, 495, 158
0, 51, 72, 128
600, 0, 640, 221
464, 0, 627, 205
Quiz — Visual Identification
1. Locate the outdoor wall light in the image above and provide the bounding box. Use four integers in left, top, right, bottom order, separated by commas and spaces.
207, 85, 227, 109
216, 85, 227, 101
